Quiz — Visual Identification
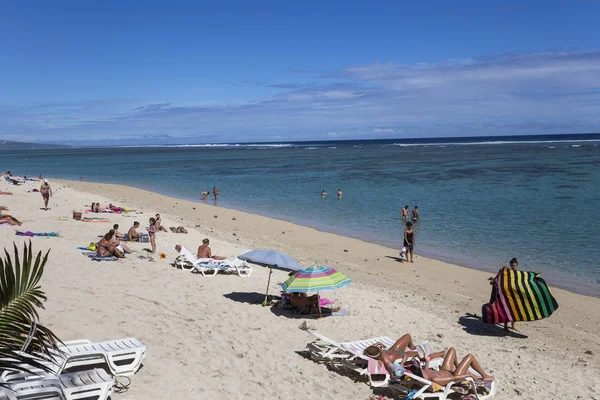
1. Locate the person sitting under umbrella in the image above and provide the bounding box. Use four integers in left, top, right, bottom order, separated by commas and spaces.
289, 292, 340, 314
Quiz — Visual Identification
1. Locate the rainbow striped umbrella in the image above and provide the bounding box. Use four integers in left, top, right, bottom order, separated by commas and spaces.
280, 266, 351, 293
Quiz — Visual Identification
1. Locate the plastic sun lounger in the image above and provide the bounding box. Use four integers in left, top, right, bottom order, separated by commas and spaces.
174, 245, 253, 277
389, 371, 498, 400
1, 369, 113, 400
57, 338, 146, 377
305, 330, 448, 389
2, 338, 146, 379
305, 329, 397, 387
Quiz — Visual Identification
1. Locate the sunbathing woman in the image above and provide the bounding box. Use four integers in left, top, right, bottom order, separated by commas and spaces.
154, 214, 168, 232
0, 213, 22, 226
96, 230, 124, 258
364, 334, 445, 371
148, 218, 157, 253
418, 349, 494, 385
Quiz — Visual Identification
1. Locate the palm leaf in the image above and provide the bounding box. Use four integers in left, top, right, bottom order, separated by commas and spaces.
0, 241, 62, 373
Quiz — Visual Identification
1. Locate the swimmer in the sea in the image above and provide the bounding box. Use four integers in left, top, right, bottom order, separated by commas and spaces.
401, 205, 409, 221
321, 190, 327, 198
411, 206, 419, 222
337, 189, 343, 199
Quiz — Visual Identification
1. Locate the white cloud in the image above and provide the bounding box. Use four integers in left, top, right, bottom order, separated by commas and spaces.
2, 50, 600, 142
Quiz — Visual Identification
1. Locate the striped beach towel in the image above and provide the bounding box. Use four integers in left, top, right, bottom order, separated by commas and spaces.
482, 267, 558, 324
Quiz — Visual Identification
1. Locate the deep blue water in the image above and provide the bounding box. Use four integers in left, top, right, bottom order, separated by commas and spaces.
2, 134, 600, 295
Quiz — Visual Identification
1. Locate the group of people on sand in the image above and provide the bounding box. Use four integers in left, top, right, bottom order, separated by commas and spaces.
364, 333, 494, 386
90, 202, 128, 213
320, 189, 343, 199
96, 226, 135, 258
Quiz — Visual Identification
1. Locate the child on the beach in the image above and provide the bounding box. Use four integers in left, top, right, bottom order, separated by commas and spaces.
148, 218, 157, 253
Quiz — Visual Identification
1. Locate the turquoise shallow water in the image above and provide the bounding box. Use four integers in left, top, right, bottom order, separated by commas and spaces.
2, 135, 599, 295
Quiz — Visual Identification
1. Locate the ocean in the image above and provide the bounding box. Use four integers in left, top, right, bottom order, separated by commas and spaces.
2, 133, 599, 296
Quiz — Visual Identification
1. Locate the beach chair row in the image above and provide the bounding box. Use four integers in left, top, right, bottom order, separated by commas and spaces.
0, 337, 146, 400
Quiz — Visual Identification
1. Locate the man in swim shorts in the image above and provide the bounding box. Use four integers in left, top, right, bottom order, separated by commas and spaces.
411, 205, 419, 222
197, 238, 226, 260
40, 179, 52, 210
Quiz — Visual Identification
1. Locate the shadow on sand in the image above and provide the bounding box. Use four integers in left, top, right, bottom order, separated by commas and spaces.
223, 291, 280, 305
384, 255, 405, 263
458, 313, 528, 338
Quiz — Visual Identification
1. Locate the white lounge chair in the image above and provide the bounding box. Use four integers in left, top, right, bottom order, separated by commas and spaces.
389, 371, 497, 400
305, 330, 448, 389
305, 329, 399, 387
2, 338, 146, 378
174, 245, 253, 277
0, 368, 113, 400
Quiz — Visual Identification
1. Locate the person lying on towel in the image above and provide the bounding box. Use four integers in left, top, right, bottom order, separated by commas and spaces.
0, 213, 22, 226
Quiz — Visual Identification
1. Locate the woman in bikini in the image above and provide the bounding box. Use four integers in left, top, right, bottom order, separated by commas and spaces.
419, 348, 494, 385
96, 230, 124, 258
148, 218, 157, 253
154, 214, 168, 232
364, 334, 445, 373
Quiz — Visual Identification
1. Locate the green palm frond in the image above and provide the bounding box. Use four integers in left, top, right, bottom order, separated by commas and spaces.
0, 241, 62, 373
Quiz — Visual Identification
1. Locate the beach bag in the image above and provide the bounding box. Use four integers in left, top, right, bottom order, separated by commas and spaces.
138, 233, 149, 243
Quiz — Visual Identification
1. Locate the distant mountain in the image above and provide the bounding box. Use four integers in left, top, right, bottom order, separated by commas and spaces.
0, 140, 68, 149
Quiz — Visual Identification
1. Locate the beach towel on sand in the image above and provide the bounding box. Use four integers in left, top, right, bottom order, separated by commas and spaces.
16, 231, 60, 237
482, 267, 558, 324
81, 251, 118, 262
83, 217, 110, 222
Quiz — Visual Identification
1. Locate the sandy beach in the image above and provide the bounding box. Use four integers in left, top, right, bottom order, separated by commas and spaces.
1, 178, 599, 399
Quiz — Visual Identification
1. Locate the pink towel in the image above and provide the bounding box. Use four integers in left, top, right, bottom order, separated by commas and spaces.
368, 357, 388, 375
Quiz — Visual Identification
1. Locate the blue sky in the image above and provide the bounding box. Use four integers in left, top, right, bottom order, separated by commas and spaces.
1, 0, 599, 144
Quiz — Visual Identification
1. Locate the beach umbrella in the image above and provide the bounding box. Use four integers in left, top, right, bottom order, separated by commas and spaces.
238, 249, 303, 305
280, 266, 351, 316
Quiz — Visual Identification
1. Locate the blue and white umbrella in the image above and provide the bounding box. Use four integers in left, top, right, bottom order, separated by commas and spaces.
238, 249, 303, 305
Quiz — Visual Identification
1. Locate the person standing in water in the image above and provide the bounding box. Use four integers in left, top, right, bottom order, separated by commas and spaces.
401, 205, 409, 221
403, 222, 416, 263
213, 186, 219, 200
321, 190, 327, 198
337, 189, 343, 199
411, 206, 419, 222
40, 179, 52, 210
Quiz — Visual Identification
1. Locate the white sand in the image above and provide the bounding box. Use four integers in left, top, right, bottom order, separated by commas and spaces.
1, 178, 599, 399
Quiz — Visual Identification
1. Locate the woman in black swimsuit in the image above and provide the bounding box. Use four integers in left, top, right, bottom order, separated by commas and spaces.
96, 229, 124, 258
403, 222, 415, 263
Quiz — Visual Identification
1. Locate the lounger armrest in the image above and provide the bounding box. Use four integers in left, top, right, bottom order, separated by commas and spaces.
61, 339, 93, 346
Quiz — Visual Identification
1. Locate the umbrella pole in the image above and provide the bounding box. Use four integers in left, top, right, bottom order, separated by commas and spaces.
263, 268, 273, 306
317, 292, 322, 318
